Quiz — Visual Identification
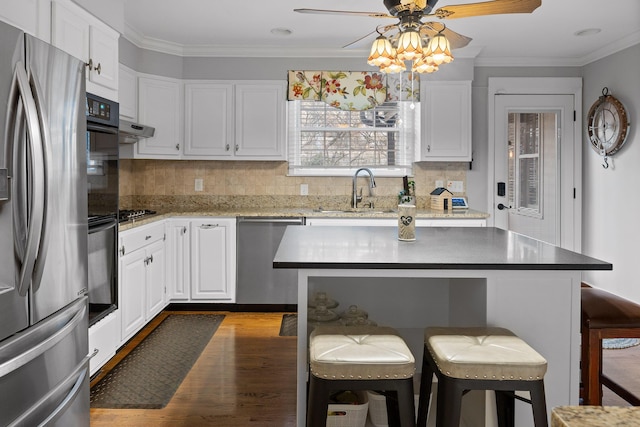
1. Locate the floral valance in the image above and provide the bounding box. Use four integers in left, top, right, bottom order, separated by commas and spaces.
287, 70, 419, 111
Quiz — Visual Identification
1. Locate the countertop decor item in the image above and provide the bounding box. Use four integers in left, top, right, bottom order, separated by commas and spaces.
587, 87, 630, 169
398, 204, 416, 241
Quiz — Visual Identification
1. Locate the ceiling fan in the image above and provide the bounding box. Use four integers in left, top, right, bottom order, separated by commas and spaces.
294, 0, 541, 74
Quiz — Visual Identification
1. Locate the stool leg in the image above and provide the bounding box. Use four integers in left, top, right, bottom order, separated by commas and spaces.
580, 324, 588, 403
384, 391, 401, 427
585, 329, 603, 405
396, 378, 416, 427
495, 391, 515, 427
307, 375, 330, 427
417, 346, 435, 427
437, 377, 463, 427
530, 380, 549, 427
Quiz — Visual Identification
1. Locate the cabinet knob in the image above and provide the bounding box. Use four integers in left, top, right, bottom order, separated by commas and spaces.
95, 62, 101, 75
182, 226, 187, 235
85, 58, 93, 71
145, 235, 152, 240
225, 144, 230, 152
199, 224, 219, 229
235, 144, 239, 152
120, 246, 125, 256
427, 145, 431, 153
176, 143, 180, 151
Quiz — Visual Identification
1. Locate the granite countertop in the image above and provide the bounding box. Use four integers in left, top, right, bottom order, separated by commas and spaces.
273, 226, 612, 271
118, 207, 489, 231
552, 406, 640, 426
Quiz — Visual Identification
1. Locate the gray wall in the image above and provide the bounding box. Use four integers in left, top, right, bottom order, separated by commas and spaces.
581, 43, 640, 301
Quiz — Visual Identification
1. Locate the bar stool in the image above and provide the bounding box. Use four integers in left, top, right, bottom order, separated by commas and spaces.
307, 325, 416, 427
417, 327, 548, 427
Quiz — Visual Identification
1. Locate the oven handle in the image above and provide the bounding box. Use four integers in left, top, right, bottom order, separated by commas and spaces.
88, 218, 118, 234
87, 123, 118, 134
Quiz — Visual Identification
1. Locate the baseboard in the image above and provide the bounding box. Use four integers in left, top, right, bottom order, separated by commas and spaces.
166, 303, 298, 313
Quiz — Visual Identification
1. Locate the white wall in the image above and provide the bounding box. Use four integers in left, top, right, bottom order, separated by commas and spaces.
581, 43, 640, 302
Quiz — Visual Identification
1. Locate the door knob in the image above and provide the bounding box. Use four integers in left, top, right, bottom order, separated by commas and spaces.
497, 203, 507, 210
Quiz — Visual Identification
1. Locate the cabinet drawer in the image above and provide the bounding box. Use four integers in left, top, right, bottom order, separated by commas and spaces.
120, 221, 165, 255
88, 311, 119, 376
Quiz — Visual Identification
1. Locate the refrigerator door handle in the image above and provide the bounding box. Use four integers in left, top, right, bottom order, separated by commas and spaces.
6, 354, 89, 427
0, 298, 86, 378
6, 62, 46, 297
27, 73, 52, 292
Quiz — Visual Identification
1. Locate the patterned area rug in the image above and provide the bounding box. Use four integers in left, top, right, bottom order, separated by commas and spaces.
603, 338, 640, 349
279, 313, 297, 336
90, 314, 224, 409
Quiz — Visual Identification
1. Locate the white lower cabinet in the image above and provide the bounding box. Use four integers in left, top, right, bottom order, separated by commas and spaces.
119, 222, 167, 342
190, 218, 236, 301
166, 219, 191, 300
166, 217, 236, 302
88, 311, 119, 376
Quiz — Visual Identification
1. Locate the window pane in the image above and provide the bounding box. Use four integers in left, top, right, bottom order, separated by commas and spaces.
518, 157, 539, 210
508, 112, 542, 214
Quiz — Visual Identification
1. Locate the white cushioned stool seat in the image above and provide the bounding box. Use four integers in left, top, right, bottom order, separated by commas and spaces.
425, 326, 547, 381
310, 325, 415, 380
307, 325, 417, 427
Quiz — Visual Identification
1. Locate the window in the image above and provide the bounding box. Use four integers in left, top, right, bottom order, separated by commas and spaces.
288, 100, 419, 177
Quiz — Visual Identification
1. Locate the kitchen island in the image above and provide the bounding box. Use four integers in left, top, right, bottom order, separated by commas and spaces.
273, 226, 611, 427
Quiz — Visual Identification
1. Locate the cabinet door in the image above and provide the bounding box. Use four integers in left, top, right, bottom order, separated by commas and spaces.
137, 75, 183, 157
88, 24, 118, 91
51, 1, 89, 64
234, 81, 286, 159
146, 240, 166, 319
420, 81, 472, 161
119, 64, 137, 120
190, 219, 236, 301
184, 82, 234, 157
167, 221, 191, 300
120, 249, 146, 341
0, 0, 50, 41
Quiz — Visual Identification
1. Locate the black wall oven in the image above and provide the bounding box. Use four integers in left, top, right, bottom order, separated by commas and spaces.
86, 93, 119, 325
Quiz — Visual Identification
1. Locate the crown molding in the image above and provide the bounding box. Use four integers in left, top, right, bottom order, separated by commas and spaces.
124, 23, 640, 67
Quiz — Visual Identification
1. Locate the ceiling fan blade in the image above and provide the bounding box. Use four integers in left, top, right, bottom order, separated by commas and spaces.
342, 30, 378, 49
420, 22, 473, 49
294, 8, 394, 19
432, 0, 541, 19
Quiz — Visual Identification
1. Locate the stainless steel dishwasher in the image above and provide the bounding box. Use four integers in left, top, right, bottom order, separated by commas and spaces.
236, 217, 305, 305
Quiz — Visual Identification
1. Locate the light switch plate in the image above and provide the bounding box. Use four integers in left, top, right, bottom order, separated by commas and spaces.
300, 184, 309, 196
195, 178, 204, 192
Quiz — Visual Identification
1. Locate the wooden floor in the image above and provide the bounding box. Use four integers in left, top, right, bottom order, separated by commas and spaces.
90, 311, 297, 427
90, 311, 640, 426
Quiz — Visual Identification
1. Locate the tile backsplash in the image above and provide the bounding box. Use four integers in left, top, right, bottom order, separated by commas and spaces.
120, 159, 468, 211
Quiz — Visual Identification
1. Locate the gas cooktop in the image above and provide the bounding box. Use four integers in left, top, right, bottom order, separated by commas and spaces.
118, 209, 157, 223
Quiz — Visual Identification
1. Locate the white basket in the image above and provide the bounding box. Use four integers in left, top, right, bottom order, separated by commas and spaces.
366, 391, 421, 427
326, 391, 369, 427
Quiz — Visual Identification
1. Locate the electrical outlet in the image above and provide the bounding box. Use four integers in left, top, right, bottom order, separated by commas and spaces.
194, 178, 204, 192
447, 180, 464, 193
300, 183, 309, 196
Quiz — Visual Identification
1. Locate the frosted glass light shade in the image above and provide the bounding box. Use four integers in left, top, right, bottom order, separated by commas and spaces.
424, 33, 453, 65
396, 30, 422, 61
412, 55, 439, 73
367, 36, 394, 67
379, 57, 406, 74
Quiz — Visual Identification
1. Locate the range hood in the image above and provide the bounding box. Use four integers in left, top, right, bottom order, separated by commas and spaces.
119, 120, 155, 144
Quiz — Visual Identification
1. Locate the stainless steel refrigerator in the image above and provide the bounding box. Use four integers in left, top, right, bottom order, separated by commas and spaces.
0, 20, 90, 426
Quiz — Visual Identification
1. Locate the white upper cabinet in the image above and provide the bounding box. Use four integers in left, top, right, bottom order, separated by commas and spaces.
234, 81, 286, 159
420, 81, 472, 161
0, 0, 51, 42
118, 64, 137, 120
183, 80, 286, 160
51, 0, 119, 100
184, 82, 234, 157
135, 74, 183, 158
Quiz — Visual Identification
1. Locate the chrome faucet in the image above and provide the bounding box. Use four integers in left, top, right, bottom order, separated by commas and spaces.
352, 168, 376, 208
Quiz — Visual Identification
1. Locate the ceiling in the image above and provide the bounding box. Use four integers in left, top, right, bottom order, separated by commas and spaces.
122, 0, 640, 66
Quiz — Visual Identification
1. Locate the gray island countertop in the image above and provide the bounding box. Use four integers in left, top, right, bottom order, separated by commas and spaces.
273, 226, 612, 271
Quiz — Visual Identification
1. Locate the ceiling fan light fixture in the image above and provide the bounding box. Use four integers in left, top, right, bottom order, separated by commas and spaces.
396, 29, 423, 61
368, 35, 395, 66
424, 33, 453, 65
412, 55, 438, 73
379, 57, 406, 74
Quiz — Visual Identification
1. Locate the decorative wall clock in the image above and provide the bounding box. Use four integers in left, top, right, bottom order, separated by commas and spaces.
587, 87, 630, 167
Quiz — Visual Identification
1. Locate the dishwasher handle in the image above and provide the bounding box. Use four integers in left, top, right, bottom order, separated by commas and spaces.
237, 217, 304, 225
